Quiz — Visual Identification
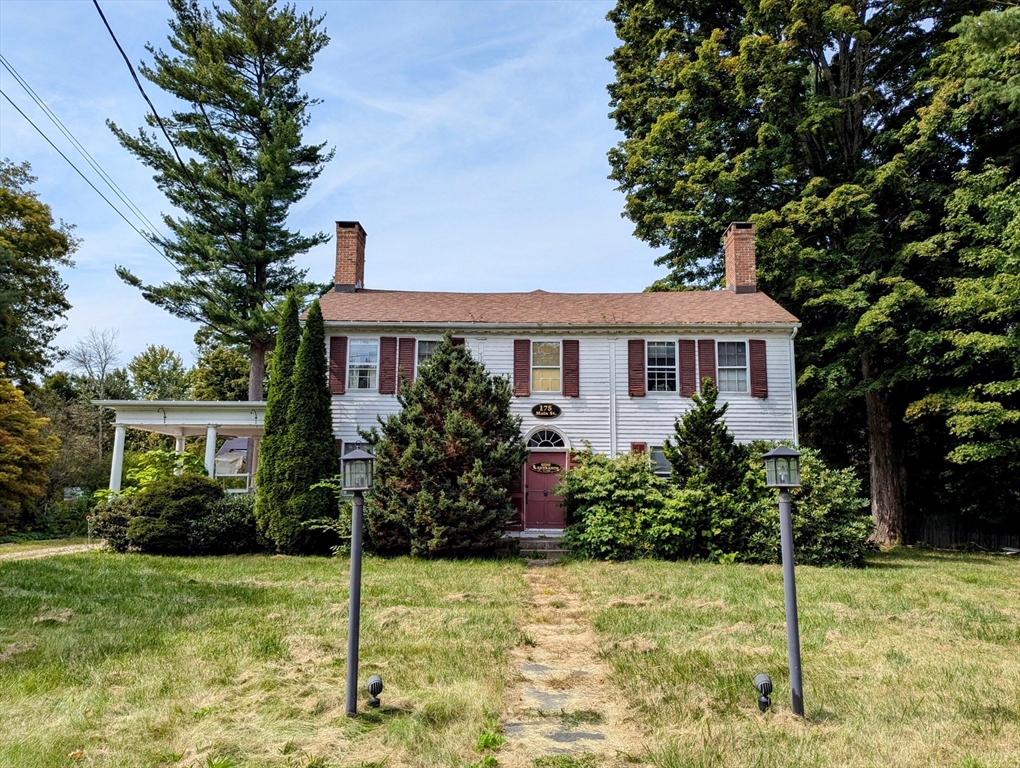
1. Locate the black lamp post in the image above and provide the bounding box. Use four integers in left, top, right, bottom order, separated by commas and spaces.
342, 445, 375, 717
762, 445, 804, 717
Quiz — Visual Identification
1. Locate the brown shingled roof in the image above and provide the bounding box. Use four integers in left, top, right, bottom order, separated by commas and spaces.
318, 288, 798, 327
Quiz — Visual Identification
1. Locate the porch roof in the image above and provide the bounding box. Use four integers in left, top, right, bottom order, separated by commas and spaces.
93, 400, 267, 438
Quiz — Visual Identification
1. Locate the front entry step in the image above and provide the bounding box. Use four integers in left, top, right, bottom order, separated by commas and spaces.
517, 537, 573, 560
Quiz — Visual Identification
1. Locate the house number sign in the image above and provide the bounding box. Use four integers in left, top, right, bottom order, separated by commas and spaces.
531, 403, 561, 419
530, 461, 562, 474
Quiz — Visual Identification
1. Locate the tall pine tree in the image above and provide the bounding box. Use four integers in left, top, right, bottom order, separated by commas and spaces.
366, 335, 527, 557
254, 293, 300, 541
109, 0, 334, 399
274, 299, 335, 554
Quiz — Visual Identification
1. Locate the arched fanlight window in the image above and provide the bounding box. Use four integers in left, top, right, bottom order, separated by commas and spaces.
528, 429, 565, 448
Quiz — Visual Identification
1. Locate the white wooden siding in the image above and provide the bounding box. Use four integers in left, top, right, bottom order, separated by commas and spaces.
329, 331, 796, 454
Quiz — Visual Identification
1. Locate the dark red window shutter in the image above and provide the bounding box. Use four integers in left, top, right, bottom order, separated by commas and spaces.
451, 337, 466, 346
628, 339, 646, 397
329, 336, 347, 395
630, 441, 648, 455
379, 336, 397, 394
398, 337, 416, 390
514, 339, 531, 396
562, 339, 579, 397
749, 339, 768, 398
697, 339, 717, 391
678, 340, 697, 397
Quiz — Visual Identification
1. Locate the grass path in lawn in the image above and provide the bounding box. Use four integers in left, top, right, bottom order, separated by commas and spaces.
0, 552, 529, 768
0, 541, 102, 562
499, 563, 649, 767
560, 549, 1020, 768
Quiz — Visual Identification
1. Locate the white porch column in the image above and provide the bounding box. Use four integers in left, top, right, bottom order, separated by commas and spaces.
205, 424, 218, 477
174, 435, 186, 475
109, 424, 127, 492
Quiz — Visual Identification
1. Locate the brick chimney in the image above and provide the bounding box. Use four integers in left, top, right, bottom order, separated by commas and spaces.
334, 221, 366, 292
723, 222, 756, 294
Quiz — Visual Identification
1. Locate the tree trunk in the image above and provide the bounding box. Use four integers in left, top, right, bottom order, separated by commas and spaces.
249, 343, 266, 401
862, 353, 906, 545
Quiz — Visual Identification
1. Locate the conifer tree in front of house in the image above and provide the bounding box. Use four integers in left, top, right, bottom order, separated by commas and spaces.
662, 379, 748, 495
366, 335, 527, 557
254, 294, 301, 543
274, 300, 337, 553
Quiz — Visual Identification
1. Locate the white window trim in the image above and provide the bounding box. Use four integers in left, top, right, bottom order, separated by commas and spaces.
646, 339, 678, 393
414, 338, 441, 378
716, 340, 748, 394
347, 338, 379, 391
531, 340, 561, 393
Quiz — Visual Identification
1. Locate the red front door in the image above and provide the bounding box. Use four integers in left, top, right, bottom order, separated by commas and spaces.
525, 451, 566, 529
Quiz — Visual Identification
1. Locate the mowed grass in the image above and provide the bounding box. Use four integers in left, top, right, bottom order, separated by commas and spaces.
560, 549, 1020, 768
0, 553, 528, 767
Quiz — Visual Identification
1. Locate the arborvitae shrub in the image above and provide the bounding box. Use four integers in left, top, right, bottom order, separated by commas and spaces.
274, 300, 337, 554
367, 335, 527, 557
127, 474, 223, 555
254, 293, 301, 544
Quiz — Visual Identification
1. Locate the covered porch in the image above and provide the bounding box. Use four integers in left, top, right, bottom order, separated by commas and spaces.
94, 400, 267, 492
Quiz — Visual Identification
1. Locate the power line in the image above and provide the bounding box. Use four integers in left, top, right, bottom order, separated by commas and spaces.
0, 52, 164, 239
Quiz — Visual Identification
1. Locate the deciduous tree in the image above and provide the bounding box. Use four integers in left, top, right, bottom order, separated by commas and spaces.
0, 363, 60, 516
109, 0, 334, 400
0, 159, 77, 385
129, 344, 191, 400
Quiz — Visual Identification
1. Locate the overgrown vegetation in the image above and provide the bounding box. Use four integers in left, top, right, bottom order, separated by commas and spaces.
0, 553, 527, 767
561, 384, 872, 566
365, 335, 527, 557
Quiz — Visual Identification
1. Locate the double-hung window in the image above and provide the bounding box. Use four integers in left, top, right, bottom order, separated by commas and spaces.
347, 339, 378, 390
532, 341, 560, 392
717, 341, 748, 392
646, 341, 677, 392
416, 340, 439, 372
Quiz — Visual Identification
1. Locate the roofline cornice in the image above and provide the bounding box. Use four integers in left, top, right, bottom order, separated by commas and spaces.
321, 321, 800, 335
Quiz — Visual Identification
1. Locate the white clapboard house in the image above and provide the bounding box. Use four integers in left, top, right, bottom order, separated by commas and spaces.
319, 221, 800, 532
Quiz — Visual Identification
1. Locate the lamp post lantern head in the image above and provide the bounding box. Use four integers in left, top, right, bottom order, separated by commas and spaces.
763, 446, 801, 488
342, 445, 375, 492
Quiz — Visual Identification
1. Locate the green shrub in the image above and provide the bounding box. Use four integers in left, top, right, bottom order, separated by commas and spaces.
127, 474, 224, 555
560, 445, 873, 567
92, 495, 139, 552
190, 493, 265, 555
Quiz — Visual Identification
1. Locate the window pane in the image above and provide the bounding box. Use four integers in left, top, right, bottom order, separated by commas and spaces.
417, 340, 438, 364
718, 367, 746, 392
532, 342, 560, 367
718, 342, 746, 367
647, 341, 675, 368
650, 447, 670, 476
348, 340, 378, 365
533, 369, 560, 392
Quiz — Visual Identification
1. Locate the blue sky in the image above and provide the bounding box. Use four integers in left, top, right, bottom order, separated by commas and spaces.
0, 0, 667, 370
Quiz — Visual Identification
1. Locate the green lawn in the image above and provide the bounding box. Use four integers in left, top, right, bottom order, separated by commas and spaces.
561, 549, 1020, 768
0, 553, 527, 767
2, 550, 1019, 767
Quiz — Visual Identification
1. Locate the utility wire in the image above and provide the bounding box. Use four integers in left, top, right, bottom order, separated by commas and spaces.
0, 52, 164, 239
92, 0, 282, 321
0, 88, 169, 263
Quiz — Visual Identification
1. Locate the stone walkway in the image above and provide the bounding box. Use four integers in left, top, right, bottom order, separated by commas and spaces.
499, 563, 648, 767
0, 542, 103, 562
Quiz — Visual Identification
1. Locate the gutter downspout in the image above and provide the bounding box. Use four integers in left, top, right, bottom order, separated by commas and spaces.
608, 339, 618, 457
789, 327, 799, 445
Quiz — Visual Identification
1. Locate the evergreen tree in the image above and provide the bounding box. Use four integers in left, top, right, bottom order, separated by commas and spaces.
273, 300, 335, 553
662, 379, 748, 495
605, 0, 990, 542
254, 293, 300, 541
109, 0, 334, 399
366, 335, 527, 557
